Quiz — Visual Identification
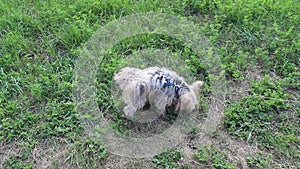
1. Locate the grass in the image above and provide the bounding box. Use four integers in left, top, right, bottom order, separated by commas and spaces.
224, 76, 299, 160
153, 148, 183, 168
194, 145, 236, 169
0, 0, 299, 168
246, 151, 273, 169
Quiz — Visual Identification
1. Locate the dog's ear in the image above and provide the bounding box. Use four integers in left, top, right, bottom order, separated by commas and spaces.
190, 81, 204, 96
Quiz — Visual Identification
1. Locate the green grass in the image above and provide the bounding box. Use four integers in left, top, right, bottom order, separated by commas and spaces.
224, 77, 299, 159
194, 145, 236, 169
0, 0, 299, 168
153, 148, 183, 169
246, 151, 273, 169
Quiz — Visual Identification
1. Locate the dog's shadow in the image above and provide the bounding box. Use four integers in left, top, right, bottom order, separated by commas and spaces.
105, 98, 206, 138
103, 99, 176, 137
122, 106, 179, 138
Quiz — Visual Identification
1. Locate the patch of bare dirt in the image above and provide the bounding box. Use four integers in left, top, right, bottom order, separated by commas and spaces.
185, 131, 258, 169
0, 141, 20, 169
102, 155, 153, 169
31, 138, 71, 169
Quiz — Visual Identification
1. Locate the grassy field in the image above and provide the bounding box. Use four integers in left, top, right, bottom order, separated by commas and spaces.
0, 0, 299, 168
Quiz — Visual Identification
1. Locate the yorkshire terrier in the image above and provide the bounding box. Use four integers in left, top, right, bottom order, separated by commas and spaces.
113, 67, 204, 118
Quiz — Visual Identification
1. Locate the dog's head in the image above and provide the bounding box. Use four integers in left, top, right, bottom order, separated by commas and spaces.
175, 81, 204, 113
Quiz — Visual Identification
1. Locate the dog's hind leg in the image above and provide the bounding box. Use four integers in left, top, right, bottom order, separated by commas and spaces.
122, 82, 149, 117
133, 82, 148, 110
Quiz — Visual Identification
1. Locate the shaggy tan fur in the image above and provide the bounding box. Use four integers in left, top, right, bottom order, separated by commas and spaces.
113, 67, 203, 117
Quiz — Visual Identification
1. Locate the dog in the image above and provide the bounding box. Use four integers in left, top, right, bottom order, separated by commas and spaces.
113, 67, 204, 118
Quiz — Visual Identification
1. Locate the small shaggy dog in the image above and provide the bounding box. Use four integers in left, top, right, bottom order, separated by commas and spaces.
113, 67, 204, 118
